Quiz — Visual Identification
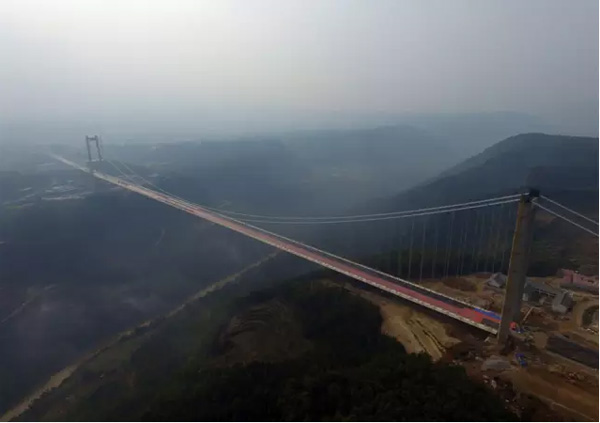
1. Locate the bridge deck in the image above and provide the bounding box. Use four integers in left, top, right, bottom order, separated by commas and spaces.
51, 154, 501, 334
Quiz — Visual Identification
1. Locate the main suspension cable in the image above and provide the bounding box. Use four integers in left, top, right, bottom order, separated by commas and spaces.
238, 198, 520, 225
101, 156, 522, 224
534, 203, 599, 237
540, 195, 599, 226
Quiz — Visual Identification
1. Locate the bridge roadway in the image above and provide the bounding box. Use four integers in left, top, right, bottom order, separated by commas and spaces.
51, 154, 502, 334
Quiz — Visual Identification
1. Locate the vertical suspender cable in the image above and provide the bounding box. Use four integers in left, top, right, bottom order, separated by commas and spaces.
379, 221, 387, 271
444, 211, 455, 278
483, 207, 493, 272
456, 215, 467, 277
454, 216, 462, 277
390, 220, 396, 275
483, 209, 491, 272
486, 206, 499, 272
500, 202, 515, 273
407, 219, 415, 279
476, 210, 486, 272
470, 209, 480, 275
419, 217, 427, 283
491, 203, 504, 273
352, 221, 360, 258
460, 210, 471, 276
385, 220, 392, 272
431, 217, 438, 279
397, 223, 403, 278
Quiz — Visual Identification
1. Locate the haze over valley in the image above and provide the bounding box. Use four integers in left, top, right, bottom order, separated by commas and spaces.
0, 1, 598, 421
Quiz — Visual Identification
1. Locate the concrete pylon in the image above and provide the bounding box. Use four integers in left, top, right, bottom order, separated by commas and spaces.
85, 135, 103, 171
497, 190, 538, 343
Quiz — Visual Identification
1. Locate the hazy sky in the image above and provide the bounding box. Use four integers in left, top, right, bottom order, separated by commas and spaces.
1, 0, 598, 138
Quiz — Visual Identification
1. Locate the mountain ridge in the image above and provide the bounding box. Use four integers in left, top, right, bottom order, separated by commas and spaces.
376, 132, 598, 212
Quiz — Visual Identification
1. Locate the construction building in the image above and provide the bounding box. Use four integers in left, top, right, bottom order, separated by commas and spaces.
551, 291, 574, 314
486, 273, 507, 289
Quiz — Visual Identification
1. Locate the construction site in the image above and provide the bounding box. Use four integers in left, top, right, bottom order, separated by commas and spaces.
332, 269, 598, 421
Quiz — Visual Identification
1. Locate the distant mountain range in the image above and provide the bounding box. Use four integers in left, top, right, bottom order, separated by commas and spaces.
1, 110, 558, 147
4, 112, 558, 208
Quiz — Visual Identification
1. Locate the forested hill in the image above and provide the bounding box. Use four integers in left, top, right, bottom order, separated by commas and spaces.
377, 133, 599, 214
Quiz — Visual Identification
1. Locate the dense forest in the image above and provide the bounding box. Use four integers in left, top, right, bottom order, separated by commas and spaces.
144, 282, 515, 421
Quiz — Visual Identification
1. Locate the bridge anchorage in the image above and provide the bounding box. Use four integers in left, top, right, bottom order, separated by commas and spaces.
49, 140, 599, 345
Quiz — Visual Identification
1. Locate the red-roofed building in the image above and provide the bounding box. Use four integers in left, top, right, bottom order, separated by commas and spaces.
560, 269, 598, 293
562, 269, 598, 285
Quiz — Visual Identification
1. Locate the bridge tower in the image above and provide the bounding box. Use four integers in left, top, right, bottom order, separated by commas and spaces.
85, 135, 103, 171
497, 189, 538, 343
84, 135, 104, 191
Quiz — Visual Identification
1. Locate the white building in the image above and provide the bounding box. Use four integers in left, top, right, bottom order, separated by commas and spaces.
485, 273, 507, 289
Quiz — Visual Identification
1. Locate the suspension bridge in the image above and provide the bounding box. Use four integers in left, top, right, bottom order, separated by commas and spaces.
48, 146, 599, 340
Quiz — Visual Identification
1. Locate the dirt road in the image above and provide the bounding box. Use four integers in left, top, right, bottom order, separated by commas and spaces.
328, 281, 460, 360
